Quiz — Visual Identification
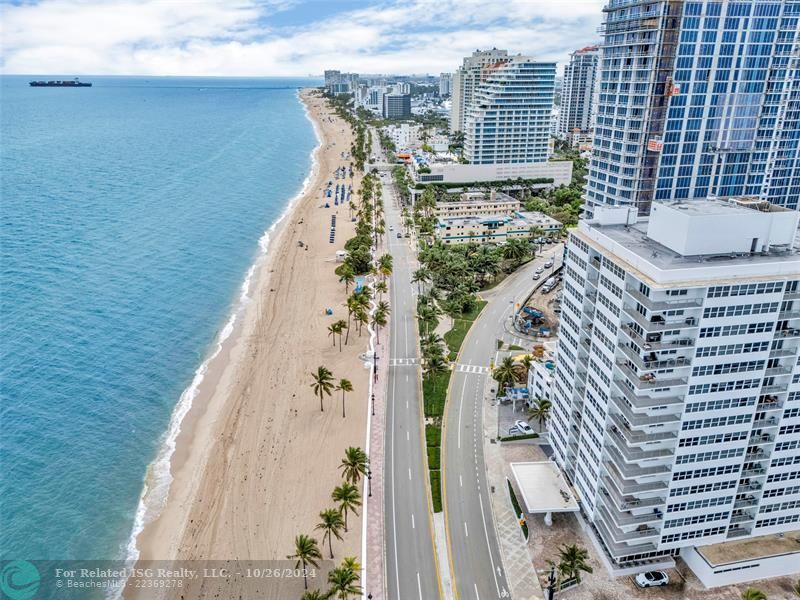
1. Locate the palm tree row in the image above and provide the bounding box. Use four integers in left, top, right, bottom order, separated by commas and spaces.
289, 445, 369, 598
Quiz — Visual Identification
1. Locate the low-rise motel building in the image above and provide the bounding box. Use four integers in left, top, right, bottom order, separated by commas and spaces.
433, 192, 561, 245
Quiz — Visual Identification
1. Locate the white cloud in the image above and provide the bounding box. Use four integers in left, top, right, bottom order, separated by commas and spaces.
0, 0, 605, 76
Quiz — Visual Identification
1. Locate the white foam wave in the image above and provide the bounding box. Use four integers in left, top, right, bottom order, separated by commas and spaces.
119, 90, 324, 586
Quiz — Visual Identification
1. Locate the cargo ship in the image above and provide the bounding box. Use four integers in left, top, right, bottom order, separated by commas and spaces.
29, 78, 92, 87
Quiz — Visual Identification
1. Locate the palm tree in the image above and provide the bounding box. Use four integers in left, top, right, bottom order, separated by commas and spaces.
420, 332, 444, 351
378, 254, 393, 280
557, 544, 593, 584
332, 482, 362, 531
315, 508, 345, 559
528, 397, 552, 431
375, 280, 388, 300
424, 354, 448, 391
354, 308, 369, 336
286, 534, 322, 590
342, 556, 361, 576
339, 446, 369, 484
300, 591, 326, 600
411, 267, 431, 294
310, 366, 335, 412
492, 356, 517, 395
337, 263, 355, 293
503, 238, 528, 265
742, 590, 766, 600
326, 565, 361, 600
334, 319, 348, 350
520, 354, 533, 377
327, 323, 339, 347
372, 308, 387, 345
336, 378, 353, 418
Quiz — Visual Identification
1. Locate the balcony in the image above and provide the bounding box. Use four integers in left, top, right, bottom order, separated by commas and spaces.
613, 398, 680, 428
764, 366, 792, 377
741, 466, 765, 477
779, 311, 800, 320
749, 433, 774, 445
620, 324, 695, 350
606, 447, 672, 479
599, 480, 664, 511
734, 497, 758, 509
774, 328, 800, 339
727, 527, 750, 539
761, 384, 788, 394
597, 506, 660, 543
594, 516, 659, 559
730, 512, 755, 524
618, 343, 691, 372
752, 417, 779, 429
612, 379, 684, 411
623, 307, 699, 333
784, 290, 800, 300
609, 414, 678, 446
599, 503, 664, 531
625, 287, 703, 311
618, 362, 688, 390
606, 431, 674, 464
769, 348, 796, 359
738, 482, 762, 493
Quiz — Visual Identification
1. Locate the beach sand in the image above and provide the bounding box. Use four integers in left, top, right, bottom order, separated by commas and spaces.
129, 89, 371, 599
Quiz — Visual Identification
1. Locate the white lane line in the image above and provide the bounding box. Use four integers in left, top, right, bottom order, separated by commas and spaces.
406, 399, 409, 409
407, 431, 410, 441
417, 572, 423, 600
460, 475, 463, 487
479, 493, 502, 596
457, 378, 467, 449
390, 363, 401, 600
412, 513, 416, 529
408, 467, 412, 481
474, 582, 481, 600
464, 521, 469, 537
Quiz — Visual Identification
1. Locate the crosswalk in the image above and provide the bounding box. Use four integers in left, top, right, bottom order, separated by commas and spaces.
455, 364, 490, 374
389, 357, 417, 367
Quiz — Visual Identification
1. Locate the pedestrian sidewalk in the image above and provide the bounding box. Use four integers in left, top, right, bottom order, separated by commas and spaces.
482, 380, 545, 600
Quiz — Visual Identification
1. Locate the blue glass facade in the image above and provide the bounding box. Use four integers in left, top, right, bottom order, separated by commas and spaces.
587, 1, 800, 214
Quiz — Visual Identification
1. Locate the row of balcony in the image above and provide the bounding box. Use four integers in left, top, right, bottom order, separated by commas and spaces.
625, 287, 703, 311
620, 323, 695, 350
612, 379, 683, 411
618, 362, 688, 390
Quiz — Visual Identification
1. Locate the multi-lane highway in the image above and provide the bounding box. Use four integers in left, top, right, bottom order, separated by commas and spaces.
443, 255, 548, 600
381, 171, 441, 599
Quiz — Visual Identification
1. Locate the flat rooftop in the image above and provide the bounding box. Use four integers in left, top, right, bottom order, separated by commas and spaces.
697, 530, 800, 566
510, 461, 579, 514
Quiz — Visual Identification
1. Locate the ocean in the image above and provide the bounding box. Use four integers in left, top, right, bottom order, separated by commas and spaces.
0, 76, 320, 562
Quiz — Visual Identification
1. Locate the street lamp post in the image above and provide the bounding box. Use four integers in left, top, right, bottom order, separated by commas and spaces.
371, 393, 375, 416
368, 468, 372, 497
373, 354, 379, 383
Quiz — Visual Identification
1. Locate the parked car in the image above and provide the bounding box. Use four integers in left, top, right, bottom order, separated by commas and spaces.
404, 232, 411, 238
397, 232, 402, 239
513, 420, 533, 435
389, 225, 394, 231
634, 571, 669, 588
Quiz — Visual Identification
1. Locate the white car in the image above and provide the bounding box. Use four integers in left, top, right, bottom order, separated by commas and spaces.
532, 274, 541, 280
544, 260, 554, 268
634, 571, 669, 588
389, 225, 394, 231
513, 420, 533, 435
535, 266, 544, 274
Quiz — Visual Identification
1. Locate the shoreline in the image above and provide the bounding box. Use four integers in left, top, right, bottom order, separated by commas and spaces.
127, 89, 371, 598
123, 89, 324, 567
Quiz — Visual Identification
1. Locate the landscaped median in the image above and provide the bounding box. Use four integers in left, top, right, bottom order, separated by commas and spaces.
423, 300, 487, 512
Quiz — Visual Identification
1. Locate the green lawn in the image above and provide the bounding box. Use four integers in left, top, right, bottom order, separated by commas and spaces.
443, 301, 488, 360
423, 372, 450, 418
425, 423, 441, 447
427, 446, 441, 470
430, 470, 442, 513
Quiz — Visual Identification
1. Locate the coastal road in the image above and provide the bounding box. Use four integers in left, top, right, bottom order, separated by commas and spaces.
443, 253, 555, 600
381, 172, 441, 599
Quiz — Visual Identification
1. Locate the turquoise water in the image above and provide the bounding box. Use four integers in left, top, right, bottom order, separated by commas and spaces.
0, 76, 319, 561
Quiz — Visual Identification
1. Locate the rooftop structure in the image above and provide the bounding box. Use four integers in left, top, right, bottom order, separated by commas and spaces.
434, 190, 520, 219
510, 462, 580, 526
435, 210, 561, 245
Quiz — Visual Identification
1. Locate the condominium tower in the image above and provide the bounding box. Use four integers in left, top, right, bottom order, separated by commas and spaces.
463, 57, 556, 164
439, 72, 452, 97
552, 197, 800, 575
558, 46, 600, 140
586, 0, 800, 216
449, 48, 511, 133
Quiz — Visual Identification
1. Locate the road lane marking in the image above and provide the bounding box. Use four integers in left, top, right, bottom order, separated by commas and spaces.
407, 431, 410, 441
408, 467, 412, 481
417, 572, 423, 600
479, 493, 502, 596
459, 475, 463, 487
464, 521, 469, 537
474, 582, 480, 600
412, 514, 416, 529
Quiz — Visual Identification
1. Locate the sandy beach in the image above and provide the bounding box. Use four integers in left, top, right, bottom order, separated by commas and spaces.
129, 89, 371, 598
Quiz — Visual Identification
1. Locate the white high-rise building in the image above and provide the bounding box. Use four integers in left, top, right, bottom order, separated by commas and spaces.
557, 46, 600, 140
463, 57, 555, 165
551, 197, 800, 576
450, 48, 511, 134
439, 72, 451, 97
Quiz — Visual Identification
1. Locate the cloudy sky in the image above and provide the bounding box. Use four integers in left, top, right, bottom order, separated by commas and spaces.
0, 0, 605, 77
